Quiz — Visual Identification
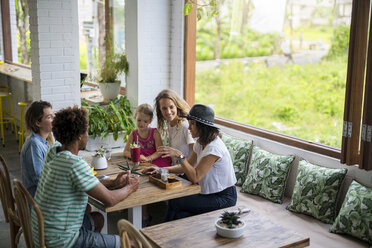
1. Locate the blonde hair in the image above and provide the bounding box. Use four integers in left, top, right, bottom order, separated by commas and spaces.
154, 89, 190, 134
135, 103, 154, 120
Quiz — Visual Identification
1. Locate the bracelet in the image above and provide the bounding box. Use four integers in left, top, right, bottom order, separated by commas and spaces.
177, 154, 186, 164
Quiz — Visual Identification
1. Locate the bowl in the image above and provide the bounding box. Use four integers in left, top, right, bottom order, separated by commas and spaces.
215, 219, 246, 238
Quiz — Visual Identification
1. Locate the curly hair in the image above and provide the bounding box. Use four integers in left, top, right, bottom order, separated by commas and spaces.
135, 103, 153, 120
52, 106, 88, 146
154, 89, 190, 134
25, 101, 52, 133
195, 121, 221, 147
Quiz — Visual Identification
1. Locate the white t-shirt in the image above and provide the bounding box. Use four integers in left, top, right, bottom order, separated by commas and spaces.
194, 136, 237, 195
168, 120, 195, 165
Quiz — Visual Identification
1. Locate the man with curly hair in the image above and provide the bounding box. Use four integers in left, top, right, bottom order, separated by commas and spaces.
31, 106, 139, 248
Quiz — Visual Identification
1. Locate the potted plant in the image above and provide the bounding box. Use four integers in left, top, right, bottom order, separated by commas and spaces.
81, 96, 136, 151
215, 211, 246, 238
98, 49, 129, 100
91, 146, 108, 170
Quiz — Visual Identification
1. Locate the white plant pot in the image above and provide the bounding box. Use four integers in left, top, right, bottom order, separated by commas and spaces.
215, 220, 246, 239
99, 82, 121, 100
91, 156, 108, 170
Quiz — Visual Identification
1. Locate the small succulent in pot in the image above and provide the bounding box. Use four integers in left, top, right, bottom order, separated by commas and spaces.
215, 210, 246, 238
219, 211, 242, 229
94, 146, 106, 157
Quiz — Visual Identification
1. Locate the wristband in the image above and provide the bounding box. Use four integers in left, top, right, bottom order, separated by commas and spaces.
177, 154, 186, 164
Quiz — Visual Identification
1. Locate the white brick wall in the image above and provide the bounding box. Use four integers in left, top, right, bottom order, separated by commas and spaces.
126, 0, 184, 111
29, 0, 80, 110
169, 0, 184, 95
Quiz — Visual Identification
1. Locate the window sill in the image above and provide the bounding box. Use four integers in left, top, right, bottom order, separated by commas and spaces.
215, 117, 341, 159
0, 62, 31, 83
84, 81, 126, 95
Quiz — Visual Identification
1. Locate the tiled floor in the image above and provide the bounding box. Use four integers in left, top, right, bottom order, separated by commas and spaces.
0, 127, 166, 247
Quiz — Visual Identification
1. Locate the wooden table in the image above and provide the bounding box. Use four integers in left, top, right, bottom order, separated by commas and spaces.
86, 153, 201, 230
141, 206, 310, 248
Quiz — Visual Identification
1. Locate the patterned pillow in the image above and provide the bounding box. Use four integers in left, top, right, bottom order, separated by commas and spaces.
330, 180, 372, 244
286, 160, 347, 224
221, 133, 253, 186
241, 146, 294, 203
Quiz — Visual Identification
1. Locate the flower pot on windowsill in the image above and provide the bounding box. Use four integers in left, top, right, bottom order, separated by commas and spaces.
99, 81, 121, 100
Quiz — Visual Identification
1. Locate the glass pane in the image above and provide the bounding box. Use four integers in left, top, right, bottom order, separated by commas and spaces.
15, 0, 31, 65
195, 0, 352, 148
112, 0, 126, 86
78, 0, 106, 80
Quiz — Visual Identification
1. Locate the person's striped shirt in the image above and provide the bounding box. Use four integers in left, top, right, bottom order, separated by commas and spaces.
31, 142, 99, 248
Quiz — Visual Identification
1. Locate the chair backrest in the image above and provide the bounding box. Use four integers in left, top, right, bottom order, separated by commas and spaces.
117, 219, 152, 248
0, 155, 13, 223
12, 179, 45, 248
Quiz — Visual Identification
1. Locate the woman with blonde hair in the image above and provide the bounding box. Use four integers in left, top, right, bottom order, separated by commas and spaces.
154, 89, 194, 164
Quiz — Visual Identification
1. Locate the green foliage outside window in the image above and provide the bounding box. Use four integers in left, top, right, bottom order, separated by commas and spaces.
196, 56, 347, 148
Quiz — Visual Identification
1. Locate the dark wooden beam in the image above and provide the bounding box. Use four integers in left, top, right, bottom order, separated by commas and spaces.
341, 0, 370, 165
1, 0, 12, 62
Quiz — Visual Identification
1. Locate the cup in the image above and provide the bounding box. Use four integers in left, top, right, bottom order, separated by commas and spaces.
130, 146, 141, 164
105, 149, 112, 160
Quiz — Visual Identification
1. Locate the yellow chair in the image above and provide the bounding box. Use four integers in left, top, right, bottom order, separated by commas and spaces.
0, 92, 18, 146
117, 219, 152, 248
18, 101, 32, 152
0, 155, 21, 248
0, 86, 14, 130
12, 179, 46, 248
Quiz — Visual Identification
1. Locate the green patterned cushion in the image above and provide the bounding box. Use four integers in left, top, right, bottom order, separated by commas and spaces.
221, 133, 253, 186
286, 160, 347, 224
241, 146, 294, 203
330, 180, 372, 244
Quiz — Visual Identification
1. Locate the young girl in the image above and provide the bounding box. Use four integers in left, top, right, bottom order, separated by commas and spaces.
154, 89, 195, 165
124, 103, 171, 167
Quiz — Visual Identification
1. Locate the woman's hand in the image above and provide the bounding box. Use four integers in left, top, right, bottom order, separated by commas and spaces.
141, 166, 158, 175
158, 146, 182, 158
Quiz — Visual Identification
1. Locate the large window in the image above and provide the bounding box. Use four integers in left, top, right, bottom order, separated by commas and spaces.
185, 0, 372, 169
194, 0, 351, 149
15, 0, 31, 66
78, 0, 125, 84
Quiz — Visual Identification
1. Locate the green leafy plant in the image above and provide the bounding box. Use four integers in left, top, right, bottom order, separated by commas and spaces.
81, 96, 135, 141
219, 211, 242, 229
98, 48, 129, 84
117, 160, 142, 175
94, 146, 106, 157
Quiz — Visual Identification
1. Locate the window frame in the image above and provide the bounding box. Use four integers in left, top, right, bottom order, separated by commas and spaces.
183, 1, 369, 162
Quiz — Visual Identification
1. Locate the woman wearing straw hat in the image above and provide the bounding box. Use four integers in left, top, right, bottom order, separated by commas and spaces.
143, 104, 237, 221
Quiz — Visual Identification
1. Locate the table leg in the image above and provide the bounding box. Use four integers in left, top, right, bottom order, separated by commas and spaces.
128, 206, 142, 229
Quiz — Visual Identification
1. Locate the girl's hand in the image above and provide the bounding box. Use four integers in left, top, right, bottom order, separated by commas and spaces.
140, 155, 149, 162
158, 146, 182, 158
141, 166, 157, 175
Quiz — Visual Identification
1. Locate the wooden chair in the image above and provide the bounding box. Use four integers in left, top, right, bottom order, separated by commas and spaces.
12, 179, 45, 248
117, 219, 152, 248
0, 155, 21, 248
